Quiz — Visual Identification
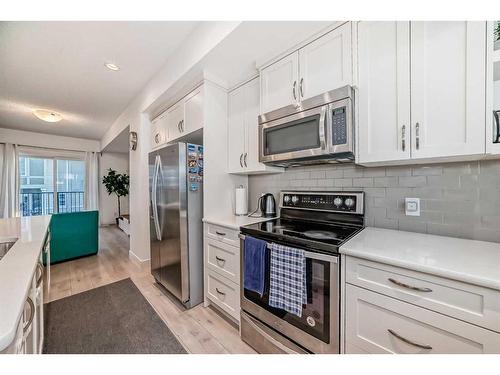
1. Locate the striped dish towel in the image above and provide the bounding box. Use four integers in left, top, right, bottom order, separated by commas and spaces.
268, 242, 307, 318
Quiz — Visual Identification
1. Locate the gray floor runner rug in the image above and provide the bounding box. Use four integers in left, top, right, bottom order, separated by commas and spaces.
43, 278, 187, 354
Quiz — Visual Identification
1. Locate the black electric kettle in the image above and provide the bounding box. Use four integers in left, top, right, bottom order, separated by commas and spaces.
259, 193, 276, 217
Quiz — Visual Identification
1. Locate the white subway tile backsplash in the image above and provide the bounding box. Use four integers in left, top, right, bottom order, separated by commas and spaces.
248, 160, 500, 243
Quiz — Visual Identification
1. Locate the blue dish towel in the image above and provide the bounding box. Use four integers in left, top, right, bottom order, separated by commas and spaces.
243, 236, 267, 296
268, 243, 307, 318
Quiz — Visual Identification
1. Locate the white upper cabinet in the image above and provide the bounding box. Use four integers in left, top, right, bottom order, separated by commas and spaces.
486, 21, 500, 155
357, 21, 487, 165
166, 101, 184, 141
183, 86, 204, 135
244, 78, 264, 171
153, 84, 205, 146
260, 53, 299, 114
357, 21, 411, 164
228, 83, 247, 173
410, 21, 486, 159
151, 114, 167, 149
228, 78, 283, 175
260, 22, 353, 114
299, 22, 352, 101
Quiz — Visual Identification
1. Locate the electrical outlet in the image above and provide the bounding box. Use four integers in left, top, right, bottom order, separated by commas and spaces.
405, 198, 420, 216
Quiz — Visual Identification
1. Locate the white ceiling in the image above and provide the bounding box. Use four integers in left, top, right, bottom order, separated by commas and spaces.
0, 21, 198, 140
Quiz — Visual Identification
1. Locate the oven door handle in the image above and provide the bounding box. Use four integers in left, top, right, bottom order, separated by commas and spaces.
239, 234, 338, 264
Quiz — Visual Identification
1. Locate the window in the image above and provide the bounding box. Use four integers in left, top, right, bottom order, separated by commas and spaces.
19, 156, 85, 216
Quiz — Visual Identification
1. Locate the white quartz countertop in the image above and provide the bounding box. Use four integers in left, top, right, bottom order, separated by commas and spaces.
340, 227, 500, 291
0, 215, 51, 351
203, 215, 276, 230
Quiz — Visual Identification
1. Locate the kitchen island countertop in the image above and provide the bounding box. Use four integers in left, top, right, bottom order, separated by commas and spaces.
0, 215, 51, 351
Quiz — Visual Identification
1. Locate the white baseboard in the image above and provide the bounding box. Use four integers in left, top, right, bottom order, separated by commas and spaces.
129, 249, 150, 264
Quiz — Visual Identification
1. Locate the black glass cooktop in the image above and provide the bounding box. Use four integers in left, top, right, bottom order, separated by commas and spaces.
240, 218, 363, 254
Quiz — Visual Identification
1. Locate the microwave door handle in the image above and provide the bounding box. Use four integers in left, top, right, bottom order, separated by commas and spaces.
494, 111, 500, 143
319, 106, 327, 150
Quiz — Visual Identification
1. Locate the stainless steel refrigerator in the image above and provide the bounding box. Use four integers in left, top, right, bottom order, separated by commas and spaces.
149, 142, 204, 308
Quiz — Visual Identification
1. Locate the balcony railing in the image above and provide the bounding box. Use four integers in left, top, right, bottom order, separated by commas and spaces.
20, 191, 85, 216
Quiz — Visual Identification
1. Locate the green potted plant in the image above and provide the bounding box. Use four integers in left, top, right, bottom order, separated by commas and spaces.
102, 168, 130, 225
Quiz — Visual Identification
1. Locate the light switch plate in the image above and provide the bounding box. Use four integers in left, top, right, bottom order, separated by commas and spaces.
405, 197, 420, 216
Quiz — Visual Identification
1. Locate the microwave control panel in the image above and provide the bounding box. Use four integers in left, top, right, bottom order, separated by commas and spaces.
331, 107, 347, 146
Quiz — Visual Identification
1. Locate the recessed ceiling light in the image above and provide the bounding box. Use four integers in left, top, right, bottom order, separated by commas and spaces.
104, 62, 120, 71
33, 109, 63, 123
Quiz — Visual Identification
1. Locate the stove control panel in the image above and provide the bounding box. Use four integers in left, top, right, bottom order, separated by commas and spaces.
280, 191, 364, 214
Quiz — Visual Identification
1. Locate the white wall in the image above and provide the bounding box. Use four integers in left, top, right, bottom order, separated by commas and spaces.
100, 22, 240, 262
494, 80, 500, 109
0, 127, 100, 152
99, 152, 130, 225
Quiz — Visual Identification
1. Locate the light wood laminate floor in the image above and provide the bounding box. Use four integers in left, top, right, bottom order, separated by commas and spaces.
44, 226, 255, 354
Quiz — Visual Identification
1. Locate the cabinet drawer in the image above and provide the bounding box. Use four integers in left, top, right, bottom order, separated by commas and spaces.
206, 270, 240, 321
345, 284, 500, 354
206, 239, 240, 284
346, 256, 500, 333
206, 223, 240, 247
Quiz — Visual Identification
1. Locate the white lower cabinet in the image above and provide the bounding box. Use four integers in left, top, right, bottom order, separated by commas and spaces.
345, 284, 500, 354
206, 270, 240, 320
203, 223, 241, 322
2, 271, 42, 354
343, 255, 500, 354
206, 238, 240, 284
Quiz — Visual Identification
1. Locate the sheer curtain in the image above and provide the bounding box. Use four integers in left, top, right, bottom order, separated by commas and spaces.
85, 151, 100, 211
0, 143, 19, 218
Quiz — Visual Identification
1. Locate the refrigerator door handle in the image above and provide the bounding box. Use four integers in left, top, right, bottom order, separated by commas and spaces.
178, 144, 190, 304
152, 155, 162, 241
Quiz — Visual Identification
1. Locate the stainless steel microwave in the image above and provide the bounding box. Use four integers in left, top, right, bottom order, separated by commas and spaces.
259, 86, 354, 167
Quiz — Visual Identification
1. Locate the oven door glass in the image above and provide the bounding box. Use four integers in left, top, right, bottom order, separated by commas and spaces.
263, 114, 321, 156
243, 249, 332, 343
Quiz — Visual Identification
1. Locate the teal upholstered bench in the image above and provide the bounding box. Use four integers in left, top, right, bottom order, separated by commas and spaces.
48, 210, 99, 264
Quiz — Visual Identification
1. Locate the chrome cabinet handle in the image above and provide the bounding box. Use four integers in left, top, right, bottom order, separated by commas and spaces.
415, 122, 420, 150
244, 153, 248, 167
180, 120, 184, 132
239, 153, 243, 168
36, 262, 44, 288
215, 256, 226, 263
387, 329, 432, 350
177, 121, 182, 133
215, 288, 226, 296
215, 231, 226, 236
401, 125, 406, 151
299, 78, 304, 98
154, 134, 160, 144
388, 278, 432, 292
23, 297, 35, 334
292, 81, 297, 101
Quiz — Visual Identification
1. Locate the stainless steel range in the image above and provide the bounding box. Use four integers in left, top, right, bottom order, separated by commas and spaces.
239, 191, 364, 354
